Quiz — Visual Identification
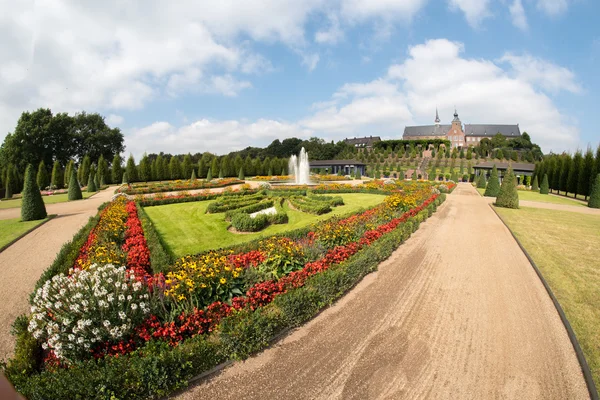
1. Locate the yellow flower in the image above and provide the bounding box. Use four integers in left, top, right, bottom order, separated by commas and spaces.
220, 277, 227, 284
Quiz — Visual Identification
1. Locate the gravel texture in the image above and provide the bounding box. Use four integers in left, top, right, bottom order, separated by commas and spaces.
175, 183, 588, 400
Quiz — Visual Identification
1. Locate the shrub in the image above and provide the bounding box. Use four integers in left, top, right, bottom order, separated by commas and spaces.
589, 174, 600, 208
476, 173, 486, 189
231, 213, 269, 232
122, 171, 129, 185
224, 200, 274, 220
37, 160, 49, 190
540, 173, 549, 195
87, 172, 97, 192
495, 167, 519, 209
190, 169, 197, 182
21, 164, 48, 221
483, 165, 500, 197
238, 167, 245, 180
531, 175, 539, 191
288, 197, 331, 214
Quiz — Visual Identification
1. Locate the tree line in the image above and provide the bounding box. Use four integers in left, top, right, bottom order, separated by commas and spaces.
534, 145, 600, 200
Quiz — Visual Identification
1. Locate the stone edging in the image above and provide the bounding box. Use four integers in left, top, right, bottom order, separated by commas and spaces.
0, 214, 57, 254
489, 204, 598, 400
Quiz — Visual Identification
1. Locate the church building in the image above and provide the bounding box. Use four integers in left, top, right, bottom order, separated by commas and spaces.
402, 109, 521, 149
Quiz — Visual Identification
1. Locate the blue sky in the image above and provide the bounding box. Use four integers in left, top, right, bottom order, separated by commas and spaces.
1, 0, 598, 158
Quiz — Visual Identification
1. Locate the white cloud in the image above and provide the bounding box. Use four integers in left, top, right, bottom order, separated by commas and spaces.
536, 0, 569, 16
315, 15, 344, 45
300, 52, 321, 71
509, 0, 528, 31
448, 0, 492, 27
341, 0, 428, 21
106, 114, 124, 126
500, 53, 582, 93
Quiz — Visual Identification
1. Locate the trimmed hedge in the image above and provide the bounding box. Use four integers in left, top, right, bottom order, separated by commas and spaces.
308, 194, 344, 206
224, 200, 275, 220
139, 189, 261, 207
6, 194, 445, 400
288, 196, 332, 215
231, 213, 270, 232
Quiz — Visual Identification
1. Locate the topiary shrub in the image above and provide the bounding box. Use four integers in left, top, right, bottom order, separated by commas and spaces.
21, 164, 48, 221
531, 175, 539, 191
87, 172, 97, 192
484, 165, 500, 197
476, 173, 486, 189
540, 173, 549, 195
238, 167, 245, 180
122, 171, 129, 185
68, 168, 83, 201
191, 169, 197, 181
588, 174, 600, 209
495, 166, 519, 209
206, 168, 213, 181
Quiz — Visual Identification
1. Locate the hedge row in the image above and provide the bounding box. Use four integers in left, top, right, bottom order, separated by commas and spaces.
139, 189, 261, 207
308, 194, 344, 206
266, 189, 307, 197
229, 198, 288, 232
288, 196, 332, 215
224, 200, 275, 220
120, 179, 244, 195
6, 195, 445, 400
208, 194, 266, 213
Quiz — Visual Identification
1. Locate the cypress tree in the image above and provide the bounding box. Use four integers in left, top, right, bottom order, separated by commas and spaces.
21, 164, 47, 221
355, 169, 361, 180
111, 155, 123, 184
567, 151, 582, 197
80, 155, 91, 186
64, 160, 74, 188
451, 171, 458, 182
160, 157, 169, 181
182, 154, 193, 179
552, 156, 561, 193
122, 171, 129, 185
138, 153, 151, 182
206, 167, 213, 181
97, 155, 108, 185
531, 175, 539, 191
411, 170, 417, 180
191, 169, 197, 181
588, 174, 600, 208
36, 160, 49, 190
238, 167, 245, 180
126, 155, 138, 183
155, 155, 165, 180
4, 167, 13, 199
87, 172, 97, 192
559, 153, 571, 195
476, 172, 487, 189
496, 166, 519, 209
169, 156, 181, 180
579, 147, 595, 199
198, 159, 206, 179
459, 148, 465, 159
210, 158, 219, 178
94, 173, 100, 190
51, 161, 63, 189
68, 168, 83, 200
540, 173, 549, 194
429, 165, 436, 181
219, 168, 224, 179
484, 165, 500, 197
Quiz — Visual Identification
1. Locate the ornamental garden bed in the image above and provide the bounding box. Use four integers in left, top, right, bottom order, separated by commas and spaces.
117, 178, 244, 195
3, 181, 445, 400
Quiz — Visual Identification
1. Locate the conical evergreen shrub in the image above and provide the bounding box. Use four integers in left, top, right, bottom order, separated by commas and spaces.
206, 168, 213, 181
219, 169, 224, 179
495, 167, 519, 209
87, 173, 97, 192
531, 175, 539, 191
122, 171, 129, 185
191, 169, 197, 181
588, 174, 600, 208
21, 164, 47, 221
484, 165, 500, 197
476, 173, 486, 189
94, 173, 100, 190
411, 171, 417, 180
355, 169, 361, 180
68, 168, 83, 200
238, 167, 245, 180
5, 172, 12, 199
540, 174, 549, 195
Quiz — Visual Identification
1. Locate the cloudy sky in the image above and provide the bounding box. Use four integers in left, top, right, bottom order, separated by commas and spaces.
1, 0, 598, 158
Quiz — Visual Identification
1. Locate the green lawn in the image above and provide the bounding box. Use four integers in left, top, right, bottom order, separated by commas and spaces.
495, 206, 600, 388
0, 217, 50, 250
145, 193, 387, 256
476, 187, 584, 207
0, 192, 95, 209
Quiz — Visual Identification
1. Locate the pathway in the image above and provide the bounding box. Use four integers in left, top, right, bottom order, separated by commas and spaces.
177, 183, 588, 399
0, 187, 116, 360
481, 195, 600, 215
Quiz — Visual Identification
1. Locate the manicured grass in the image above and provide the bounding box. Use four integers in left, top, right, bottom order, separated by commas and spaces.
0, 217, 50, 250
476, 187, 584, 206
495, 206, 600, 388
0, 192, 95, 209
144, 193, 387, 256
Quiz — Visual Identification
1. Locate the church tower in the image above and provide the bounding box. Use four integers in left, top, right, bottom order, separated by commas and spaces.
447, 108, 465, 149
435, 108, 440, 125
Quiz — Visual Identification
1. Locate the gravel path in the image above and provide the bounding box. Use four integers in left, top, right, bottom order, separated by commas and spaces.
0, 187, 116, 360
176, 183, 588, 400
481, 195, 600, 215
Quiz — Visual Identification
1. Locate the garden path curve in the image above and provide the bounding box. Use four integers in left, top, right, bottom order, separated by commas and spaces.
481, 195, 600, 215
0, 187, 116, 360
177, 183, 589, 400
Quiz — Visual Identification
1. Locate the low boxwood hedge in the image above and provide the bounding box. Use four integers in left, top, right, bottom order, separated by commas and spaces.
224, 200, 274, 220
288, 196, 332, 215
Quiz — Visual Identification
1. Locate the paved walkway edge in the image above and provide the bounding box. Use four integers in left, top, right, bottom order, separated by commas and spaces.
489, 204, 598, 400
0, 214, 57, 254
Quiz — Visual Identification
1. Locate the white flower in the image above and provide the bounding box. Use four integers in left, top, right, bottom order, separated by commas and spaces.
68, 334, 75, 342
127, 295, 132, 301
103, 320, 111, 327
130, 303, 138, 311
41, 342, 48, 350
118, 295, 125, 301
77, 337, 84, 344
118, 311, 126, 320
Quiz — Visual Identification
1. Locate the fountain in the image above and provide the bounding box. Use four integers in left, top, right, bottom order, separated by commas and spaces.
288, 147, 310, 185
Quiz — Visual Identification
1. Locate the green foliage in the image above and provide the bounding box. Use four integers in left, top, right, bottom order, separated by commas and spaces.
579, 147, 595, 198
190, 169, 197, 181
532, 175, 539, 191
206, 167, 213, 181
21, 164, 47, 221
97, 155, 108, 185
354, 169, 361, 179
484, 165, 500, 197
36, 160, 49, 190
476, 173, 487, 188
51, 161, 63, 189
495, 167, 519, 209
540, 173, 549, 194
126, 154, 138, 183
182, 154, 193, 179
238, 167, 245, 180
567, 151, 582, 196
138, 153, 151, 182
111, 154, 123, 184
68, 168, 83, 200
122, 171, 129, 185
411, 170, 417, 180
589, 174, 600, 208
87, 172, 97, 192
64, 160, 74, 188
79, 154, 91, 185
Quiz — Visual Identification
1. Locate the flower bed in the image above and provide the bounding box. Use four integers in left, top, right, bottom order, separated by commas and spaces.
249, 175, 292, 181
117, 178, 244, 195
314, 174, 352, 181
4, 183, 445, 400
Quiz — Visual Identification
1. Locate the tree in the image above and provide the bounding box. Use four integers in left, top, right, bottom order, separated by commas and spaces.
590, 145, 600, 197
138, 153, 151, 182
126, 155, 138, 183
495, 167, 519, 209
540, 173, 549, 194
68, 168, 83, 200
355, 169, 361, 180
476, 172, 486, 189
190, 169, 197, 181
70, 111, 125, 163
182, 154, 193, 179
579, 147, 595, 199
79, 155, 91, 185
97, 155, 108, 185
206, 167, 213, 181
210, 158, 219, 178
484, 165, 500, 197
567, 151, 582, 197
51, 161, 63, 189
36, 160, 49, 190
238, 167, 245, 180
495, 149, 504, 160
197, 158, 206, 179
21, 164, 47, 221
466, 147, 472, 160
429, 165, 436, 181
589, 174, 600, 209
4, 167, 12, 199
531, 175, 539, 191
491, 133, 507, 149
87, 172, 97, 192
111, 154, 123, 184
459, 148, 465, 159
559, 153, 571, 195
122, 171, 129, 184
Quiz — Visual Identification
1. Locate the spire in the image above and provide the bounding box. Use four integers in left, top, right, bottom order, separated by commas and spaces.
435, 108, 440, 124
453, 107, 460, 122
